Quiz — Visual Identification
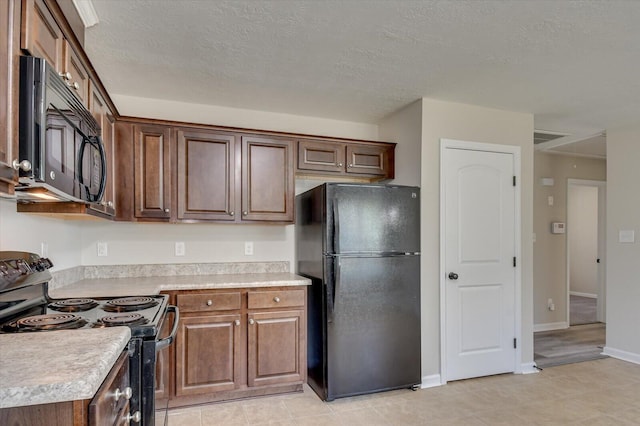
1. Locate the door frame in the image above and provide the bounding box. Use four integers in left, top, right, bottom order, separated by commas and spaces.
439, 138, 522, 383
566, 179, 606, 324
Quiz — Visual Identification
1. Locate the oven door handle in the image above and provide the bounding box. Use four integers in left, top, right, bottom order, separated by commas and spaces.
156, 305, 179, 351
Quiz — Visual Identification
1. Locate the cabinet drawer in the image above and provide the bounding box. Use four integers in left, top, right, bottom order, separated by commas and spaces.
248, 289, 305, 309
177, 292, 241, 313
89, 350, 129, 426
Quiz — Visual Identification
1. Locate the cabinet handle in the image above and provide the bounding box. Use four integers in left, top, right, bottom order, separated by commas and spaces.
229, 211, 234, 216
273, 296, 281, 303
114, 387, 132, 401
249, 319, 255, 325
206, 300, 213, 306
243, 211, 248, 216
12, 159, 32, 172
234, 319, 240, 326
125, 411, 141, 423
59, 71, 72, 80
164, 208, 170, 213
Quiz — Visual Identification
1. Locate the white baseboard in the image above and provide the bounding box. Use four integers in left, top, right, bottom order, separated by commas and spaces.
421, 374, 443, 388
534, 321, 569, 332
570, 291, 598, 299
602, 346, 640, 365
519, 362, 540, 374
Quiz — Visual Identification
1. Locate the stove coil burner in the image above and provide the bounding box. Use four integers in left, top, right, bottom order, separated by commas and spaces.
49, 298, 99, 312
14, 313, 87, 331
103, 296, 159, 313
97, 313, 149, 327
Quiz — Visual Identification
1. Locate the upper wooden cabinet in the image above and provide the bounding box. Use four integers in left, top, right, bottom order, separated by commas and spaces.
177, 129, 236, 221
21, 0, 63, 71
242, 135, 295, 222
62, 40, 89, 105
297, 139, 395, 180
0, 0, 21, 195
88, 82, 116, 217
133, 124, 173, 220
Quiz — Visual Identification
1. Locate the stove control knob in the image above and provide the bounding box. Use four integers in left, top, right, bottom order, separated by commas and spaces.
114, 386, 132, 401
125, 411, 141, 423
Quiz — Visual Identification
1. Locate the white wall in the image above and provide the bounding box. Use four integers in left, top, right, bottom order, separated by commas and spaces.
378, 99, 422, 186
419, 98, 534, 377
604, 125, 640, 362
0, 198, 82, 271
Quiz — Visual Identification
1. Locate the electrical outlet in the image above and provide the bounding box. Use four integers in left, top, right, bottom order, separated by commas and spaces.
97, 242, 108, 257
175, 242, 185, 256
547, 298, 555, 311
244, 241, 254, 256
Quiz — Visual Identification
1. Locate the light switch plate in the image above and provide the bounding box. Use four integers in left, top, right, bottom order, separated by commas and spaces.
97, 242, 108, 257
244, 241, 254, 256
619, 230, 635, 243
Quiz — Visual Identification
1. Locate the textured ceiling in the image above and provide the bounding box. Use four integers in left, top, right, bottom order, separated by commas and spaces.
85, 0, 640, 140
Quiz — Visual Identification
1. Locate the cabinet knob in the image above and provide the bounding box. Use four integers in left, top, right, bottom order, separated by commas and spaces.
338, 162, 343, 167
59, 71, 72, 80
164, 208, 170, 213
229, 211, 234, 216
243, 211, 248, 216
206, 300, 213, 306
108, 201, 114, 208
249, 319, 255, 325
234, 319, 240, 326
348, 164, 353, 168
125, 411, 141, 423
273, 296, 281, 303
72, 81, 80, 91
114, 387, 132, 401
12, 159, 32, 172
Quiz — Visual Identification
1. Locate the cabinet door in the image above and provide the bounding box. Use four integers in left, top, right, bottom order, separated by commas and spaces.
297, 140, 346, 173
134, 125, 172, 219
345, 144, 392, 177
88, 83, 115, 216
177, 130, 236, 221
241, 136, 294, 222
175, 314, 242, 397
0, 0, 20, 194
62, 41, 89, 106
21, 0, 63, 71
247, 310, 305, 387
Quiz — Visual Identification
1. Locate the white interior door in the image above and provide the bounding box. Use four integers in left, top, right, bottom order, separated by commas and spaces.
442, 143, 517, 381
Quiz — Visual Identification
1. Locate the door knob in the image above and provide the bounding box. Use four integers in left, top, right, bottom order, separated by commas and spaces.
448, 272, 459, 280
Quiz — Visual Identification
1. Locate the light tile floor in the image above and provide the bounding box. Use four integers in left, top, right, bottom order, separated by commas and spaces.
157, 358, 640, 425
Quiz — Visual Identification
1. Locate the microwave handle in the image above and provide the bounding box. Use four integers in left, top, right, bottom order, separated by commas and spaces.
77, 135, 106, 203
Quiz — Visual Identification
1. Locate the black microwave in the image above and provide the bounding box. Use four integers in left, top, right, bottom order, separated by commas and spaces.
15, 56, 106, 203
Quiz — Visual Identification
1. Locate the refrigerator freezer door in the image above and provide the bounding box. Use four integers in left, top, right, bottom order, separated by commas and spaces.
326, 184, 420, 254
326, 254, 421, 400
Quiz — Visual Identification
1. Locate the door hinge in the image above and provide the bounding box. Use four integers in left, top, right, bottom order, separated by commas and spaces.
513, 257, 516, 267
513, 338, 517, 349
513, 176, 516, 186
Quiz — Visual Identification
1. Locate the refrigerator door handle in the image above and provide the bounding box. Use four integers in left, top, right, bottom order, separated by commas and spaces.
327, 258, 339, 323
332, 201, 340, 254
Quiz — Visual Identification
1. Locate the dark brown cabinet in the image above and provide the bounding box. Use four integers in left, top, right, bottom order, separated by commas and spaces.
88, 82, 116, 217
297, 139, 395, 180
166, 287, 306, 407
21, 0, 63, 71
63, 40, 89, 105
241, 135, 294, 222
133, 124, 173, 219
177, 130, 236, 221
0, 0, 20, 195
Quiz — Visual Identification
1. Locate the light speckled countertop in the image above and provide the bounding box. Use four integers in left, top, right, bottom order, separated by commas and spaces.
50, 272, 310, 298
0, 327, 131, 408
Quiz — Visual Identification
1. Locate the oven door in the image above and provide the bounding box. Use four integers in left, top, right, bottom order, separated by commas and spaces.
138, 305, 179, 426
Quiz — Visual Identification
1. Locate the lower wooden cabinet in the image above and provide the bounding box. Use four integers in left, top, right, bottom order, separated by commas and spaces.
165, 286, 307, 407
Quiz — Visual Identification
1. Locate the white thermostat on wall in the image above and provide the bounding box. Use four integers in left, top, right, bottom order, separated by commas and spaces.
551, 222, 566, 234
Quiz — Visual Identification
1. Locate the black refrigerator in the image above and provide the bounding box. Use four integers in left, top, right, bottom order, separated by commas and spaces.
295, 183, 421, 401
